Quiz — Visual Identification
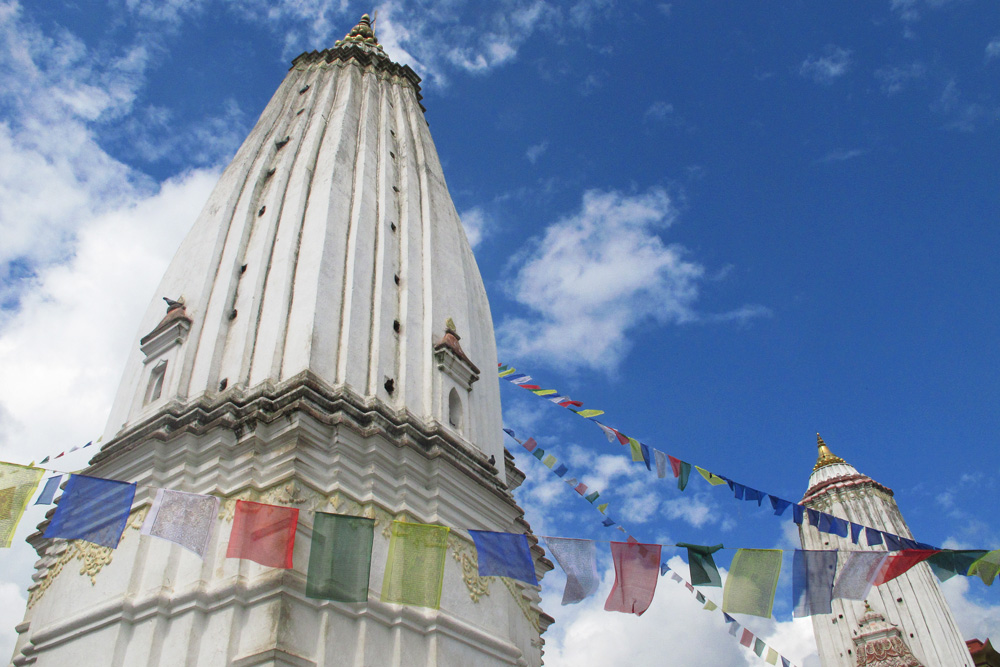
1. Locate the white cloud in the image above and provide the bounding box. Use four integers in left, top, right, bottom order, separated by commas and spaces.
818, 148, 866, 163
799, 46, 852, 84
497, 188, 766, 373
931, 78, 994, 132
526, 140, 549, 164
986, 37, 1000, 61
459, 206, 490, 249
643, 100, 674, 121
874, 62, 926, 95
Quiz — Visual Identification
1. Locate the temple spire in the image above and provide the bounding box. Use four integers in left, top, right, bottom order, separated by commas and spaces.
335, 13, 381, 48
813, 433, 846, 471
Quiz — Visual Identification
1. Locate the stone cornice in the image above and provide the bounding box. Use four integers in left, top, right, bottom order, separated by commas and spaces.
291, 47, 424, 110
802, 472, 894, 505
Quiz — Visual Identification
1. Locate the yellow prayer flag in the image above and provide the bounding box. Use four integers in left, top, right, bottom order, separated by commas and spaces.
0, 463, 44, 548
722, 549, 782, 618
542, 455, 557, 469
765, 648, 779, 664
381, 521, 449, 609
696, 466, 727, 486
703, 599, 718, 611
628, 438, 644, 463
574, 409, 604, 419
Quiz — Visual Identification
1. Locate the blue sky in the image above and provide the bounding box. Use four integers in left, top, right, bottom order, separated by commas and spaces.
0, 0, 998, 664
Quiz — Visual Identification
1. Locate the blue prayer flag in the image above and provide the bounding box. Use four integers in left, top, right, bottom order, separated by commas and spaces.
883, 533, 904, 551
769, 496, 791, 516
744, 487, 764, 506
792, 550, 838, 617
43, 475, 136, 548
553, 464, 568, 477
807, 509, 820, 527
733, 483, 745, 500
781, 658, 791, 667
660, 562, 670, 575
469, 530, 538, 585
900, 537, 919, 550
792, 505, 804, 525
830, 516, 849, 538
865, 527, 883, 546
602, 517, 615, 527
850, 523, 863, 544
34, 475, 62, 505
639, 443, 652, 471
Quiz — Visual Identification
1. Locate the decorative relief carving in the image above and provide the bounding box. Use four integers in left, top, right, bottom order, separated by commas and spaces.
449, 536, 492, 602
499, 577, 541, 632
28, 507, 148, 608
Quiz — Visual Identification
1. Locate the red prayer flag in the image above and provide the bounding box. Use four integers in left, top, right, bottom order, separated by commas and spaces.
523, 438, 538, 452
575, 483, 588, 495
873, 549, 940, 586
668, 455, 683, 479
227, 500, 299, 568
558, 400, 584, 407
740, 629, 755, 648
604, 541, 662, 616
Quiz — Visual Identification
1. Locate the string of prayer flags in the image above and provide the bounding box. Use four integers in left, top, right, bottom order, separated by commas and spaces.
724, 612, 741, 636
34, 475, 62, 506
723, 549, 783, 618
141, 489, 219, 558
306, 512, 374, 602
545, 537, 600, 605
872, 550, 940, 587
769, 495, 791, 516
792, 550, 838, 617
226, 500, 298, 568
677, 542, 723, 587
605, 541, 661, 616
470, 530, 538, 585
0, 463, 43, 548
381, 521, 449, 609
968, 550, 1000, 586
44, 474, 136, 548
928, 550, 989, 582
833, 551, 888, 601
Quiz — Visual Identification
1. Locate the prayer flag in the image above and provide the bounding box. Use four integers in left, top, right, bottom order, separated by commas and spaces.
769, 495, 791, 516
523, 438, 538, 452
677, 542, 723, 587
865, 527, 883, 546
704, 599, 717, 611
725, 614, 741, 637
597, 503, 609, 514
668, 456, 691, 491
671, 572, 682, 582
754, 638, 765, 656
723, 549, 782, 618
597, 423, 617, 442
782, 658, 791, 667
883, 533, 904, 551
545, 537, 600, 605
639, 443, 652, 471
573, 409, 604, 419
628, 438, 644, 463
740, 629, 754, 647
381, 521, 449, 608
574, 482, 588, 495
733, 483, 745, 500
654, 450, 667, 478
584, 491, 600, 503
226, 500, 298, 568
850, 523, 863, 544
470, 530, 537, 585
39, 456, 50, 464
601, 517, 615, 527
554, 464, 568, 477
141, 489, 219, 558
968, 550, 1000, 586
696, 466, 727, 486
695, 591, 706, 603
927, 550, 988, 582
792, 505, 804, 525
542, 455, 556, 469
900, 537, 919, 550
833, 551, 888, 600
532, 448, 545, 460
34, 475, 62, 506
0, 463, 43, 548
305, 513, 374, 602
661, 562, 669, 575
766, 648, 779, 664
792, 550, 838, 617
872, 550, 939, 586
807, 509, 820, 527
605, 541, 661, 616
744, 487, 765, 506
44, 474, 136, 548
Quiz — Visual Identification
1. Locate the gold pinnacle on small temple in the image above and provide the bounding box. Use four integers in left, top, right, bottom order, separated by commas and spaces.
335, 13, 381, 48
814, 433, 846, 471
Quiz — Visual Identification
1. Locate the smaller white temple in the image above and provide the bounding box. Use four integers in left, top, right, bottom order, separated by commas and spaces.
799, 435, 973, 667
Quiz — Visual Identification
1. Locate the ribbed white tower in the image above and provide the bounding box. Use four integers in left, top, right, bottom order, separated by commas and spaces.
12, 15, 551, 666
799, 436, 971, 667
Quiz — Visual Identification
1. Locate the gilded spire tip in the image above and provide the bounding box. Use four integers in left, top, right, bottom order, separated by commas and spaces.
813, 432, 846, 471
335, 13, 381, 50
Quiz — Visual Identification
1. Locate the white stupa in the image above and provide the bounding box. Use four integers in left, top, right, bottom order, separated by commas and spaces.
799, 435, 971, 667
12, 14, 551, 666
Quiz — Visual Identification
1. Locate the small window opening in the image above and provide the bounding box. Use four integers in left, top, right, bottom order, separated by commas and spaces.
390, 223, 396, 232
384, 378, 395, 394
258, 206, 266, 217
275, 136, 290, 149
240, 264, 247, 274
229, 309, 238, 320
219, 378, 228, 391
394, 274, 400, 285
393, 319, 401, 333
299, 84, 310, 94
145, 360, 167, 404
448, 388, 463, 430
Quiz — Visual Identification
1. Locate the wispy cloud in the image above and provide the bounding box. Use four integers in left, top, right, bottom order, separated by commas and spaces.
497, 187, 767, 374
986, 37, 1000, 61
931, 78, 995, 132
818, 148, 866, 164
643, 100, 674, 122
874, 62, 926, 95
799, 45, 852, 84
459, 206, 490, 249
526, 140, 549, 164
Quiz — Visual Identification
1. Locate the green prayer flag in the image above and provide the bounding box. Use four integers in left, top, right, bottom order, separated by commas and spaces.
696, 466, 727, 486
0, 463, 44, 548
969, 550, 1000, 586
677, 542, 724, 587
306, 512, 374, 602
381, 521, 450, 609
754, 637, 765, 656
677, 461, 692, 491
723, 549, 782, 618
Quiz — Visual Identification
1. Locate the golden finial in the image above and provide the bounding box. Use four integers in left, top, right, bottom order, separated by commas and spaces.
813, 433, 846, 471
334, 13, 381, 48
